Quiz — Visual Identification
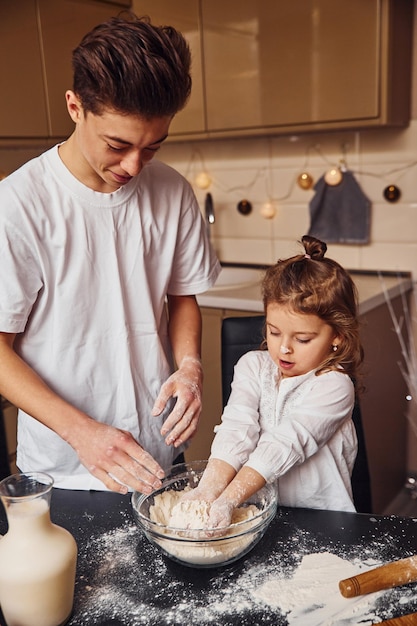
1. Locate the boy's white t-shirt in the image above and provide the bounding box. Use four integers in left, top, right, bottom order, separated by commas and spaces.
0, 146, 220, 489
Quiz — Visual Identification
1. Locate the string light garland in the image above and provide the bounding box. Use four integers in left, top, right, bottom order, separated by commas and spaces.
183, 143, 415, 214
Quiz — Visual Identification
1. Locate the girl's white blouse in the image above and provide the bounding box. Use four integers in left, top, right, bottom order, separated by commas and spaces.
211, 350, 357, 512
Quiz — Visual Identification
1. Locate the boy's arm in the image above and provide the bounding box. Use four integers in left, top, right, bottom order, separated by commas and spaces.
0, 332, 165, 494
153, 294, 203, 447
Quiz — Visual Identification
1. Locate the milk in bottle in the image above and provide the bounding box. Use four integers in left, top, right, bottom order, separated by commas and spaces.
0, 472, 77, 626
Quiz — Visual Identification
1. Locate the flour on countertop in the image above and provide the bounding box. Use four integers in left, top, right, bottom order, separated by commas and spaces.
254, 551, 380, 625
69, 512, 417, 626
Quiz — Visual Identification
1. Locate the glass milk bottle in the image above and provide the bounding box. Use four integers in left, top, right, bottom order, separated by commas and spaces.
0, 472, 77, 626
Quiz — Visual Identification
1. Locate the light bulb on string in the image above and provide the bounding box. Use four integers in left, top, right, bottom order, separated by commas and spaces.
260, 201, 276, 219
383, 184, 401, 203
324, 167, 343, 186
297, 172, 314, 190
194, 171, 212, 190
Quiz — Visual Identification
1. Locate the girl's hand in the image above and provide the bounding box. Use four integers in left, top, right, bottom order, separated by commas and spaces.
206, 498, 235, 534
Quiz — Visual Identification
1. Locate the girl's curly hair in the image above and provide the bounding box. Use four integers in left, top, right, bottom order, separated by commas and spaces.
262, 235, 364, 384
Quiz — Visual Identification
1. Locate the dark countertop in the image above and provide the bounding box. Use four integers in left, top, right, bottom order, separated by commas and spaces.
1, 489, 417, 626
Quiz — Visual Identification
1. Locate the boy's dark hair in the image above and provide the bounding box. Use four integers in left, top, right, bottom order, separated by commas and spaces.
72, 13, 192, 118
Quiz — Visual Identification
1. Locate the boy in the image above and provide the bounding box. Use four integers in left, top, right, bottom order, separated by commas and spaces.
0, 14, 220, 493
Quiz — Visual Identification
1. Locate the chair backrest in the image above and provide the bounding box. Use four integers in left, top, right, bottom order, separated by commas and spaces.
221, 315, 372, 513
0, 403, 11, 481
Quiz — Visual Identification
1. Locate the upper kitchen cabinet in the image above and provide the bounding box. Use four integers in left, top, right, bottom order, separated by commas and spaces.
201, 0, 413, 136
0, 0, 49, 137
38, 0, 125, 137
134, 0, 205, 136
135, 0, 413, 140
0, 0, 129, 139
3, 0, 412, 140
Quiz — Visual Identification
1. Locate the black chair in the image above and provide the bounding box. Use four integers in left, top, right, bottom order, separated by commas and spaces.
0, 402, 11, 481
221, 315, 372, 513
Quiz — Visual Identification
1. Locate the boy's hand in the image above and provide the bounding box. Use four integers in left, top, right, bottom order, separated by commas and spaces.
152, 356, 203, 447
69, 418, 165, 494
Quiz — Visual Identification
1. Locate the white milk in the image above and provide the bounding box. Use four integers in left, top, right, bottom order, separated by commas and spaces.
0, 498, 77, 626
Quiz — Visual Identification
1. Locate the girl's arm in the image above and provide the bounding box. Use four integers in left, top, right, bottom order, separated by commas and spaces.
244, 371, 355, 483
182, 458, 237, 502
181, 459, 266, 529
210, 352, 264, 469
207, 465, 266, 529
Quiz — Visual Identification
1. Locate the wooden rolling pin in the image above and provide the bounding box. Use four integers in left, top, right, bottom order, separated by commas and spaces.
379, 614, 417, 625
339, 555, 417, 598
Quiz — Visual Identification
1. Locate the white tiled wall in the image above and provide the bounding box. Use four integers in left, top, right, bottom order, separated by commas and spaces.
160, 122, 417, 276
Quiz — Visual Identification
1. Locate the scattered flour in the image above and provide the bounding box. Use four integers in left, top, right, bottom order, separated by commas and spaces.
148, 489, 260, 566
69, 511, 417, 626
253, 551, 382, 625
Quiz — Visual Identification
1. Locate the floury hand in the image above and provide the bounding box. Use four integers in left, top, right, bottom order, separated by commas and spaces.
152, 356, 203, 447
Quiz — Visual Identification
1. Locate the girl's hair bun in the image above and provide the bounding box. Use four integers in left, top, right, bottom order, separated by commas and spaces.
301, 235, 327, 260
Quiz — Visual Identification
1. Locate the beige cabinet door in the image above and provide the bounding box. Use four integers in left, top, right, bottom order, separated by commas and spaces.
202, 0, 384, 132
186, 307, 223, 462
38, 0, 122, 138
133, 0, 205, 136
0, 0, 49, 137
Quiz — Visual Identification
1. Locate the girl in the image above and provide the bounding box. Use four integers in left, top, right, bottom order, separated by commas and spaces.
187, 235, 364, 527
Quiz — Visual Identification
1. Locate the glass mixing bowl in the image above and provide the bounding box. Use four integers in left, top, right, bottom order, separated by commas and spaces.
131, 460, 277, 568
